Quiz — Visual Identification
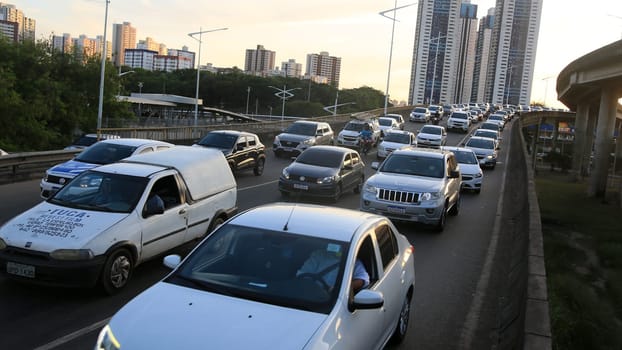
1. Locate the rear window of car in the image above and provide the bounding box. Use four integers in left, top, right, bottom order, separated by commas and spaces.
414, 108, 427, 113
452, 113, 469, 119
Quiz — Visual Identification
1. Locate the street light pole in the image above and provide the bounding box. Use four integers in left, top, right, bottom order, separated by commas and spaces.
505, 64, 513, 105
428, 34, 446, 105
96, 0, 110, 133
245, 86, 251, 115
268, 85, 301, 122
380, 1, 417, 115
541, 75, 554, 106
188, 27, 228, 126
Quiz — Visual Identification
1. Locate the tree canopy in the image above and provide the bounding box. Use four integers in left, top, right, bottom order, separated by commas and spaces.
0, 38, 388, 151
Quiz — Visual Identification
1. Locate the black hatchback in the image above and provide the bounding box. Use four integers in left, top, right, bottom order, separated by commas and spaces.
194, 130, 266, 176
278, 146, 365, 202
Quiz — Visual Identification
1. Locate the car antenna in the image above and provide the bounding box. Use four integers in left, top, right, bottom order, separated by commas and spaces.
283, 205, 296, 231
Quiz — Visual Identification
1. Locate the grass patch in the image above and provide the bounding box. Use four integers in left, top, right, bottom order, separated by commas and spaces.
535, 172, 622, 350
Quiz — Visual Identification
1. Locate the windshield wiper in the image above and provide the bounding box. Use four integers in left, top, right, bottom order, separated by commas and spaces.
170, 274, 236, 297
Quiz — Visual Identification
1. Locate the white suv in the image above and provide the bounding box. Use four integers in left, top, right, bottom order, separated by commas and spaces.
360, 148, 461, 231
446, 111, 471, 132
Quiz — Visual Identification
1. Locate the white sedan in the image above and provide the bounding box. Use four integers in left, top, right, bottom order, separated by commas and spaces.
96, 203, 416, 350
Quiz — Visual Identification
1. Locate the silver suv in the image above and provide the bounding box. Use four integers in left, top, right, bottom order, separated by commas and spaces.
446, 111, 471, 132
360, 148, 461, 231
273, 121, 334, 157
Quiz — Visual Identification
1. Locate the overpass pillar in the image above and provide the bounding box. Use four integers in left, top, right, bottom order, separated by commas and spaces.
571, 104, 590, 181
582, 108, 598, 177
588, 87, 619, 197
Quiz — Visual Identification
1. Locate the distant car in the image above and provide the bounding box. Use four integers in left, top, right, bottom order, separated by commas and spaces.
381, 113, 405, 130
442, 146, 483, 193
279, 145, 365, 202
486, 114, 506, 130
64, 133, 121, 150
464, 136, 498, 169
273, 121, 334, 157
472, 129, 501, 149
360, 147, 461, 231
416, 124, 447, 148
95, 203, 415, 350
336, 119, 381, 149
409, 107, 431, 122
378, 117, 400, 135
479, 121, 502, 134
194, 130, 266, 176
446, 111, 472, 132
428, 105, 444, 118
442, 104, 454, 117
377, 130, 416, 159
40, 138, 174, 198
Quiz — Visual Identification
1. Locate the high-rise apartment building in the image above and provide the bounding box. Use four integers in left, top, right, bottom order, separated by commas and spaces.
471, 7, 495, 103
305, 51, 341, 87
281, 59, 302, 78
112, 22, 136, 67
124, 48, 157, 71
0, 3, 35, 42
454, 2, 479, 104
409, 0, 542, 106
52, 33, 73, 54
137, 37, 167, 55
0, 19, 17, 41
154, 47, 195, 72
484, 0, 542, 105
408, 0, 463, 105
244, 45, 276, 77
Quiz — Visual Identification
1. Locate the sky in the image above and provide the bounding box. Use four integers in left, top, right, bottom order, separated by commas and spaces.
8, 0, 622, 109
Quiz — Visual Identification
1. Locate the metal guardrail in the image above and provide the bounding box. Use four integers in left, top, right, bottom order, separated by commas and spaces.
0, 107, 413, 186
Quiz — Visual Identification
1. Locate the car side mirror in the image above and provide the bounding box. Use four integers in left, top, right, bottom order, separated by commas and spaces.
449, 170, 460, 178
349, 289, 384, 312
371, 161, 380, 170
163, 254, 181, 269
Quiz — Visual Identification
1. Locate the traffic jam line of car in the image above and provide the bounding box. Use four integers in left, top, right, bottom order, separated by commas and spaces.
1, 111, 511, 349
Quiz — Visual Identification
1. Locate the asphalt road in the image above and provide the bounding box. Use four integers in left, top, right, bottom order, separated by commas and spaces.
0, 118, 513, 350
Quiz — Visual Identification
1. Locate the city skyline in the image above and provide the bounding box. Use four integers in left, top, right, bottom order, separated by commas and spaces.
7, 0, 622, 108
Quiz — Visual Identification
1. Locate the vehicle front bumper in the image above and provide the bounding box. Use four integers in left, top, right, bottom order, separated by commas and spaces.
39, 180, 63, 199
279, 178, 339, 199
360, 193, 443, 225
0, 246, 106, 288
460, 174, 482, 191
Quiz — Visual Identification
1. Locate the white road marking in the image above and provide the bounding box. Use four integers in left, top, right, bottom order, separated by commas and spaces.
34, 318, 110, 350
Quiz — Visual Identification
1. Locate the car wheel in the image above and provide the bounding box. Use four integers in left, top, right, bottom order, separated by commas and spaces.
208, 215, 226, 233
390, 293, 412, 344
435, 205, 447, 232
353, 175, 364, 194
100, 248, 133, 295
449, 194, 461, 216
253, 158, 265, 176
475, 188, 481, 194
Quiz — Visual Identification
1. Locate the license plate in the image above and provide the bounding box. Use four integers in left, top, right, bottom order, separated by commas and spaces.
387, 206, 406, 214
293, 183, 308, 190
7, 261, 35, 278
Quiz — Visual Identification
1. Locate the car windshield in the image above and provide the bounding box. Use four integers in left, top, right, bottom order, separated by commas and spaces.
452, 150, 478, 164
452, 113, 469, 119
414, 107, 427, 113
383, 133, 411, 144
49, 171, 148, 213
167, 223, 349, 314
74, 142, 138, 165
380, 154, 445, 178
489, 115, 504, 121
196, 133, 237, 149
384, 115, 402, 122
343, 122, 365, 132
466, 138, 495, 149
285, 123, 317, 136
295, 149, 343, 168
474, 130, 497, 140
420, 126, 441, 135
379, 118, 393, 126
480, 123, 499, 131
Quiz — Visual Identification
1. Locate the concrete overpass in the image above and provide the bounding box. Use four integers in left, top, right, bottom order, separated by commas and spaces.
556, 39, 622, 197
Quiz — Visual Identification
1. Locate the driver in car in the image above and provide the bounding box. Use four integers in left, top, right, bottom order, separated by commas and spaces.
297, 244, 369, 293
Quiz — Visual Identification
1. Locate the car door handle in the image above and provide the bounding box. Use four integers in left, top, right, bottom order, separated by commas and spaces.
178, 209, 187, 215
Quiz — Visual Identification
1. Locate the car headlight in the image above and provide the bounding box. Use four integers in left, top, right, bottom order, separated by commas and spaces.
273, 136, 280, 144
301, 138, 314, 145
95, 325, 121, 350
363, 183, 377, 194
317, 175, 336, 184
419, 192, 441, 201
0, 238, 6, 250
475, 172, 483, 178
281, 168, 290, 179
50, 249, 94, 260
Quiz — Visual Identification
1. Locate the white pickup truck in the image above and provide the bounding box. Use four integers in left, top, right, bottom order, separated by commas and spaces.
0, 146, 237, 294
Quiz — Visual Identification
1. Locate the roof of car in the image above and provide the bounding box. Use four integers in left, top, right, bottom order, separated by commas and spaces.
302, 145, 353, 155
391, 147, 447, 159
442, 146, 476, 153
207, 130, 258, 137
96, 138, 174, 147
229, 202, 385, 242
384, 129, 413, 135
